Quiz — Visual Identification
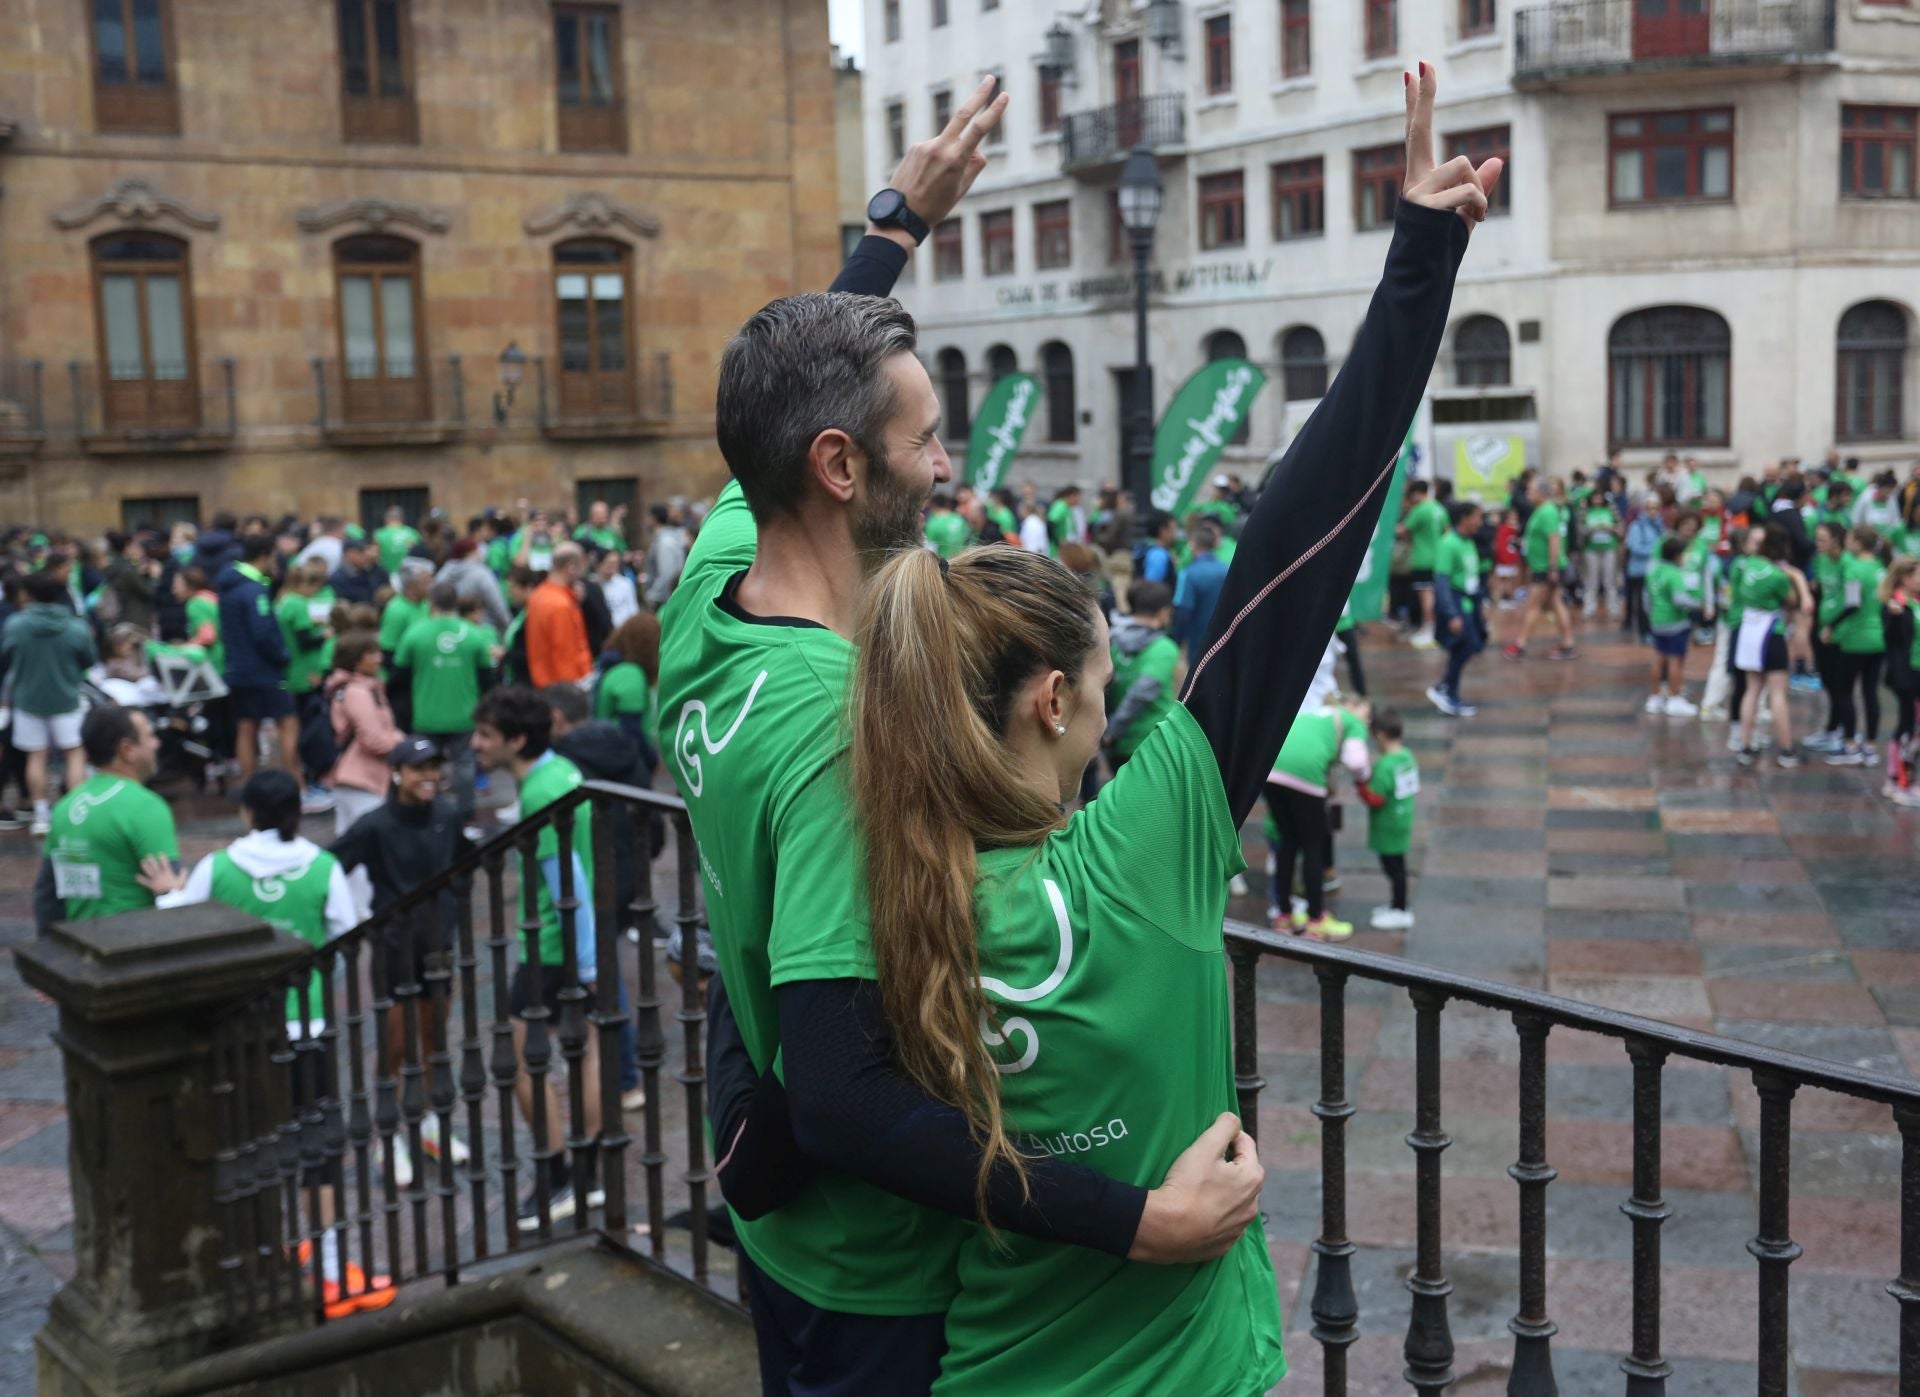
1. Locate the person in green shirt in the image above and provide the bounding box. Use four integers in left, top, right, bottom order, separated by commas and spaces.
1733, 525, 1809, 768
1356, 707, 1418, 930
34, 705, 178, 929
1504, 475, 1575, 660
572, 499, 626, 554
1805, 522, 1850, 754
483, 514, 517, 581
1580, 492, 1622, 620
374, 506, 421, 580
1265, 703, 1372, 939
1644, 535, 1698, 717
276, 557, 340, 811
378, 559, 433, 672
595, 611, 661, 757
985, 488, 1020, 544
392, 582, 497, 817
1429, 500, 1486, 715
1046, 484, 1082, 557
176, 566, 224, 677
1821, 526, 1888, 767
471, 686, 604, 1228
1401, 480, 1448, 648
923, 489, 971, 559
1103, 580, 1180, 766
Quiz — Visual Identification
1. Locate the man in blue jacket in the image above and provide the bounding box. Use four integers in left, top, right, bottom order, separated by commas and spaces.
1173, 516, 1228, 658
218, 533, 297, 784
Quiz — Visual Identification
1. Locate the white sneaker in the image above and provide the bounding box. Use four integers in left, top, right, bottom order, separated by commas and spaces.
29, 817, 50, 837
1664, 695, 1699, 717
1803, 732, 1842, 754
1726, 732, 1746, 753
420, 1115, 471, 1167
1698, 706, 1728, 722
1370, 906, 1401, 930
1644, 694, 1666, 715
1228, 873, 1250, 896
1409, 632, 1437, 650
1891, 787, 1920, 809
381, 1137, 414, 1189
1428, 685, 1461, 716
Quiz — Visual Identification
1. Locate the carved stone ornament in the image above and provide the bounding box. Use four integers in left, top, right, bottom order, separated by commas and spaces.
295, 196, 452, 236
52, 177, 221, 233
522, 192, 661, 239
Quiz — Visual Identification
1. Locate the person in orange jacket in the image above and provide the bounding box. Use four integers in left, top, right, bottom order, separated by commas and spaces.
525, 542, 593, 688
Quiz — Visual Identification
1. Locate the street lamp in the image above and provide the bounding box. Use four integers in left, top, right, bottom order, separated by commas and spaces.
493, 340, 526, 424
1117, 145, 1163, 516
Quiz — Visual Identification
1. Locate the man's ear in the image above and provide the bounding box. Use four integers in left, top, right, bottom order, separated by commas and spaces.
808, 429, 861, 507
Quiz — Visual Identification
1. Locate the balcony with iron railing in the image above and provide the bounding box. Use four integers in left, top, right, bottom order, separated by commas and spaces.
1514, 0, 1836, 87
62, 355, 238, 454
0, 358, 46, 458
535, 350, 674, 440
312, 354, 468, 446
1060, 93, 1186, 173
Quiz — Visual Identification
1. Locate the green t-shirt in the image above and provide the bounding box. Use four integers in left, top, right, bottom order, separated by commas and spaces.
1271, 708, 1365, 790
1366, 747, 1419, 856
1736, 558, 1794, 636
276, 591, 334, 694
378, 593, 427, 655
1832, 553, 1887, 654
1812, 553, 1847, 630
185, 593, 224, 676
1404, 498, 1447, 572
574, 524, 622, 553
45, 773, 179, 921
1523, 501, 1563, 572
987, 504, 1018, 541
375, 524, 420, 575
1646, 560, 1692, 631
486, 536, 514, 579
1583, 503, 1620, 551
1046, 498, 1074, 555
655, 481, 967, 1314
595, 660, 656, 731
1724, 554, 1759, 630
395, 614, 494, 734
1108, 631, 1180, 761
1435, 530, 1480, 613
517, 751, 595, 968
924, 511, 971, 560
939, 705, 1281, 1396
209, 847, 337, 1024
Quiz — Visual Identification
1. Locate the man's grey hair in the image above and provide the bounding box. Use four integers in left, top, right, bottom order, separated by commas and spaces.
715, 292, 918, 522
397, 557, 434, 588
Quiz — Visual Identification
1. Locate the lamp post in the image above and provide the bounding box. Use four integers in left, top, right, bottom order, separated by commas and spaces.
1117, 145, 1163, 518
493, 340, 526, 424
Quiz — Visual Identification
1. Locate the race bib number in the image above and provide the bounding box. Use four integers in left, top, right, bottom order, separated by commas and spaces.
1462, 573, 1480, 596
308, 601, 333, 624
530, 548, 554, 573
53, 860, 103, 899
1393, 768, 1421, 801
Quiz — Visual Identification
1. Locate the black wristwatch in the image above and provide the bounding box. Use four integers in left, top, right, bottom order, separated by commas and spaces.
866, 188, 930, 245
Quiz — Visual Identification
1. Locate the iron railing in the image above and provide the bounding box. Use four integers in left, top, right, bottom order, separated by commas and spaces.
58, 356, 238, 447
200, 779, 720, 1334
1225, 926, 1919, 1395
534, 352, 675, 438
0, 358, 46, 450
1515, 0, 1836, 84
1060, 93, 1186, 172
311, 354, 467, 439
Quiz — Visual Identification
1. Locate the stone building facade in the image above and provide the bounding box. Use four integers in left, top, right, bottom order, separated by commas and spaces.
865, 0, 1920, 494
0, 0, 839, 535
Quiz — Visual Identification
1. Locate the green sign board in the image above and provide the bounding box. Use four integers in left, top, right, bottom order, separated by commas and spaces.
1148, 358, 1266, 518
1346, 425, 1417, 624
965, 373, 1042, 493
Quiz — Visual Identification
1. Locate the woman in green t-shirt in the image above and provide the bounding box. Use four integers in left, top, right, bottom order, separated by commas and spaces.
1733, 524, 1812, 768
595, 611, 661, 765
1819, 526, 1889, 767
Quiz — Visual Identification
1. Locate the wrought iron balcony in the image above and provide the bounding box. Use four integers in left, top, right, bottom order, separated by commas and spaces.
535, 350, 675, 439
1060, 94, 1185, 173
63, 356, 237, 453
0, 358, 45, 457
312, 353, 467, 446
1514, 0, 1835, 87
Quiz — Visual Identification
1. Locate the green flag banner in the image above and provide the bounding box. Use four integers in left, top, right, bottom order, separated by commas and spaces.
965, 373, 1042, 493
1346, 424, 1417, 624
1148, 358, 1266, 517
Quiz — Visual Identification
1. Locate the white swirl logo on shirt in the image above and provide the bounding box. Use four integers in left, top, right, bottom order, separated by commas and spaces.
672, 670, 769, 798
65, 782, 125, 826
977, 878, 1074, 1076
436, 628, 463, 654
252, 876, 288, 903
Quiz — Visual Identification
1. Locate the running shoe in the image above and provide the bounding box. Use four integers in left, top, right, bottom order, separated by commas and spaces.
29, 817, 50, 837
1891, 788, 1920, 809
1228, 873, 1250, 896
1664, 695, 1699, 718
1428, 685, 1461, 716
323, 1262, 397, 1320
1322, 872, 1342, 895
1726, 732, 1748, 753
1736, 747, 1759, 768
1369, 907, 1414, 930
1803, 731, 1843, 754
380, 1137, 413, 1189
0, 808, 26, 831
1863, 748, 1882, 768
1788, 673, 1823, 695
1453, 701, 1479, 717
1299, 914, 1354, 941
1549, 645, 1578, 661
1502, 643, 1526, 661
621, 1086, 648, 1113
419, 1116, 470, 1167
1698, 706, 1728, 722
1409, 632, 1438, 651
301, 786, 336, 815
1775, 748, 1804, 769
1644, 694, 1666, 715
1825, 745, 1866, 767
518, 1181, 574, 1232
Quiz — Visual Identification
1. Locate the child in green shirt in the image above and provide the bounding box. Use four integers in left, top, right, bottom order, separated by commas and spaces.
1103, 581, 1181, 767
1357, 708, 1418, 930
1644, 535, 1697, 717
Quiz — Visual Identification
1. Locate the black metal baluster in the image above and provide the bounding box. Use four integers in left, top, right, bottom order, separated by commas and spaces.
316, 950, 350, 1298
674, 814, 710, 1285
266, 979, 318, 1318
240, 997, 280, 1317
1748, 1071, 1801, 1397
1620, 1038, 1672, 1395
1892, 1105, 1920, 1394
295, 969, 328, 1317
340, 936, 377, 1297
485, 853, 524, 1253
1229, 942, 1267, 1142
591, 795, 631, 1236
551, 801, 594, 1232
210, 1019, 244, 1326
453, 870, 490, 1260
368, 914, 404, 1283
1508, 1012, 1558, 1396
1310, 965, 1358, 1395
518, 834, 557, 1240
632, 815, 667, 1260
1403, 987, 1455, 1394
394, 906, 430, 1273
422, 894, 459, 1279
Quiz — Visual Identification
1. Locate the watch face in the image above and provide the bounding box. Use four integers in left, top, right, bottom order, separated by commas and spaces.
868, 188, 904, 223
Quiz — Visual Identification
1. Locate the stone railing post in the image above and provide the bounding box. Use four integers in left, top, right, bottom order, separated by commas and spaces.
13, 904, 312, 1397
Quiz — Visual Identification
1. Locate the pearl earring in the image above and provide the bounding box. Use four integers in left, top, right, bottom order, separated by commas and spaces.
1055, 723, 1067, 736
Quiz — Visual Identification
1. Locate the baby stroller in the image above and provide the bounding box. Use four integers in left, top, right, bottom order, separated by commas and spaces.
84, 645, 231, 793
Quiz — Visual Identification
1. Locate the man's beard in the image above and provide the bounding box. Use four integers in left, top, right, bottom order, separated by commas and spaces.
851, 442, 926, 568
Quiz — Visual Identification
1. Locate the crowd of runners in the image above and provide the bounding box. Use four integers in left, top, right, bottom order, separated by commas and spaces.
6, 63, 1911, 1395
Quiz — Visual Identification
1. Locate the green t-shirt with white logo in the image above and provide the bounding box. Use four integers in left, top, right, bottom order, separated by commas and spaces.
924, 511, 971, 560
517, 750, 595, 969
45, 773, 179, 921
209, 847, 337, 1024
1647, 560, 1692, 631
1583, 503, 1620, 551
276, 592, 333, 695
1735, 558, 1794, 636
655, 481, 967, 1314
1404, 497, 1448, 572
375, 524, 420, 576
1523, 501, 1563, 572
1366, 746, 1419, 857
1812, 553, 1847, 630
1435, 530, 1480, 613
938, 704, 1280, 1396
1832, 553, 1887, 655
395, 614, 493, 734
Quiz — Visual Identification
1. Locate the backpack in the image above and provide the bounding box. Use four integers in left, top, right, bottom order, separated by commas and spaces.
300, 695, 340, 776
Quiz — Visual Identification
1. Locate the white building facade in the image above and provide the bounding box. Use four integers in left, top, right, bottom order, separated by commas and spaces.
862, 0, 1920, 495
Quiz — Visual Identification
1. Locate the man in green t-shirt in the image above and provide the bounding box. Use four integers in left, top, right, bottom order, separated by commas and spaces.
922, 489, 971, 559
1504, 475, 1575, 660
1429, 500, 1486, 715
34, 705, 179, 930
375, 506, 421, 581
393, 582, 497, 817
1356, 707, 1418, 930
1046, 484, 1082, 557
572, 499, 626, 554
1400, 480, 1448, 648
378, 558, 434, 690
472, 686, 604, 1229
1104, 580, 1180, 765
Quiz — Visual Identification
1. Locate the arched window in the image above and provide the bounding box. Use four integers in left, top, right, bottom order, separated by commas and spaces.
1837, 300, 1908, 443
937, 347, 970, 440
986, 344, 1018, 384
334, 234, 426, 423
1205, 329, 1250, 444
1041, 341, 1076, 443
1608, 306, 1730, 448
1279, 326, 1327, 401
1453, 315, 1510, 387
553, 238, 633, 417
91, 232, 197, 430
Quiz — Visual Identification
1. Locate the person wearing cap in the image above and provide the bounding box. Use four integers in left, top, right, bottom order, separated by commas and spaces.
329, 533, 381, 609
435, 536, 511, 634
1194, 474, 1242, 534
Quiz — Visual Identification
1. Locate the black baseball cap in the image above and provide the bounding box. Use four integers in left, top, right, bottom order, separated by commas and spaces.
388, 735, 443, 768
